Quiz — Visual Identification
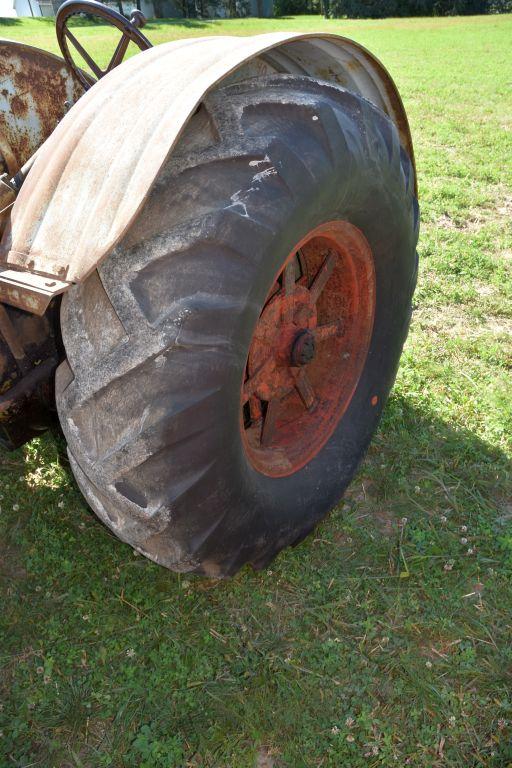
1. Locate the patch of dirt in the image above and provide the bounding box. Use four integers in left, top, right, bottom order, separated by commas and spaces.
494, 497, 512, 528
344, 476, 377, 504
485, 316, 512, 336
341, 477, 398, 538
437, 192, 512, 233
255, 746, 277, 767
0, 543, 27, 581
437, 213, 458, 230
371, 508, 400, 538
473, 282, 495, 297
497, 195, 512, 219
414, 304, 512, 339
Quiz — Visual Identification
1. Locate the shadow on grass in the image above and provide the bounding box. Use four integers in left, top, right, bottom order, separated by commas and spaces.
0, 392, 511, 766
1, 391, 509, 579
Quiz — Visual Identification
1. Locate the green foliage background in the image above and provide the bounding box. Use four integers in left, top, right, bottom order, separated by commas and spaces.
274, 0, 511, 19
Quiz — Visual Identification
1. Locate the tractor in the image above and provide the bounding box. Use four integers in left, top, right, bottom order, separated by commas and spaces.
0, 2, 419, 576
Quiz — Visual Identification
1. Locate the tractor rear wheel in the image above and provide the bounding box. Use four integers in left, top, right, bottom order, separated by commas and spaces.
56, 75, 419, 576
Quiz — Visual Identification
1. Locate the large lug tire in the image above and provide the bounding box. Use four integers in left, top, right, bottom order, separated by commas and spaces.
56, 75, 419, 577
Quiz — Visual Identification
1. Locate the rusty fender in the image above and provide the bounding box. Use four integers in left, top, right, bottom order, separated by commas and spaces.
0, 33, 416, 315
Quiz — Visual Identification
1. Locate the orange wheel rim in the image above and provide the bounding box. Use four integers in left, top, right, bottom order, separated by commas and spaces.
241, 221, 376, 478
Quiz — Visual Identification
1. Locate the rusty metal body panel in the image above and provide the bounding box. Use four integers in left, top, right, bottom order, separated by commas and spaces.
0, 40, 82, 172
0, 40, 83, 234
1, 33, 416, 314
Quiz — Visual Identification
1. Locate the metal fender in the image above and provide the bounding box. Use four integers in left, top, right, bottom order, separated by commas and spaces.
0, 33, 416, 314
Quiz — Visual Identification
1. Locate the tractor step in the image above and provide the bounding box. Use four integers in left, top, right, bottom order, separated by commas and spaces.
0, 269, 70, 315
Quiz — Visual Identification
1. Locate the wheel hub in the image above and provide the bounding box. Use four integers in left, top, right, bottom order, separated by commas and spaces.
291, 330, 316, 367
247, 285, 319, 402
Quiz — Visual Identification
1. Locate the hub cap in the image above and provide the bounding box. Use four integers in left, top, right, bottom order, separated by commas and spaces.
241, 221, 376, 477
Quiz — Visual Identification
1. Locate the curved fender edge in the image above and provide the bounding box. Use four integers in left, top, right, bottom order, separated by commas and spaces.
0, 32, 417, 313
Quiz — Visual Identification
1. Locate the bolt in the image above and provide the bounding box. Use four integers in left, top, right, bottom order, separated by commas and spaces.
291, 330, 316, 367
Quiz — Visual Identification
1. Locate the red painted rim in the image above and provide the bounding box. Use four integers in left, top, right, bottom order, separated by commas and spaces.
241, 221, 376, 478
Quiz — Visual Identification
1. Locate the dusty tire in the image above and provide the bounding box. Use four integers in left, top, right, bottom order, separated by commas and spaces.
56, 75, 419, 576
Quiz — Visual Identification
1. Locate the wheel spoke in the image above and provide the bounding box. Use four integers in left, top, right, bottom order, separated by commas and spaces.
261, 398, 280, 447
309, 251, 337, 304
106, 34, 130, 73
293, 368, 316, 410
64, 28, 103, 78
283, 260, 296, 296
243, 357, 274, 402
283, 260, 296, 323
249, 395, 262, 423
315, 322, 341, 342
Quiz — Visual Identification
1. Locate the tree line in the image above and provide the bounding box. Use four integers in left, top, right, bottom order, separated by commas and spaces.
275, 0, 510, 15
152, 0, 510, 18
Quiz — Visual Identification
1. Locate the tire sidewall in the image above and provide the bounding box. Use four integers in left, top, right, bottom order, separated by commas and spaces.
212, 135, 417, 552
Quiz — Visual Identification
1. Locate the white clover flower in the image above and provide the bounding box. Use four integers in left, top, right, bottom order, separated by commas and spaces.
425, 660, 433, 669
448, 716, 456, 727
331, 725, 340, 735
460, 525, 468, 533
440, 515, 447, 524
345, 716, 355, 728
467, 548, 474, 555
346, 734, 355, 743
460, 537, 468, 545
12, 504, 19, 512
126, 648, 135, 658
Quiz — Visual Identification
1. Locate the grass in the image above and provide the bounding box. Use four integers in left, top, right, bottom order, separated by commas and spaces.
0, 12, 511, 768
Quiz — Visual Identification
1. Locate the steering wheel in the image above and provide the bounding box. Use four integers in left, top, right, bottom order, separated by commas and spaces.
56, 0, 152, 91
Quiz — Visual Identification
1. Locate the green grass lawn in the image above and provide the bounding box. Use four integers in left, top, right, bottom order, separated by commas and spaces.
1, 12, 511, 768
